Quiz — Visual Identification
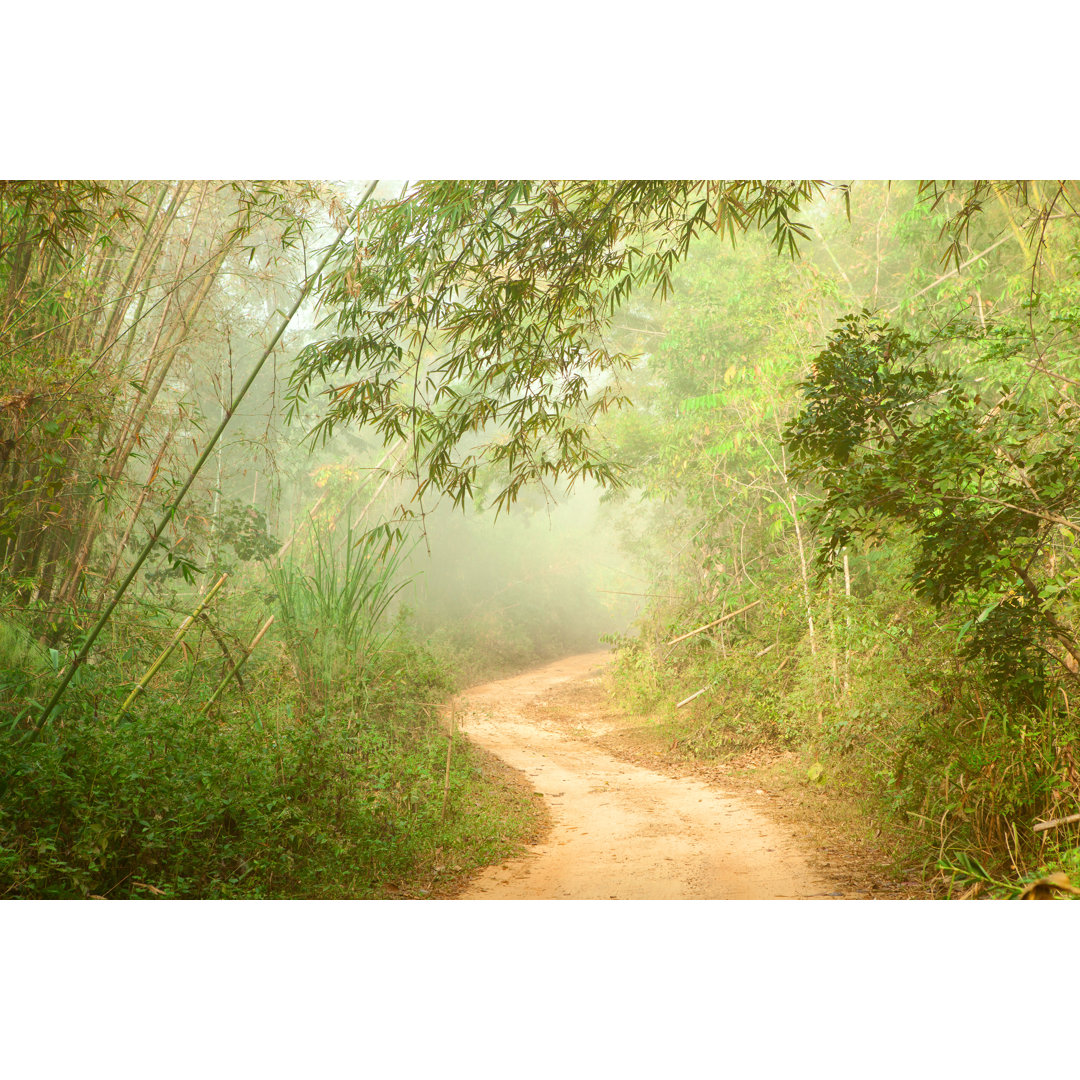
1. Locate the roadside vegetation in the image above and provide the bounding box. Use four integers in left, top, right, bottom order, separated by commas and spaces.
0, 182, 548, 898
3, 179, 1078, 899
0, 516, 552, 898
600, 184, 1080, 898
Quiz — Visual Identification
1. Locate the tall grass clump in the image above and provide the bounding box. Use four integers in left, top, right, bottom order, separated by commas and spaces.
0, 617, 56, 731
266, 522, 410, 705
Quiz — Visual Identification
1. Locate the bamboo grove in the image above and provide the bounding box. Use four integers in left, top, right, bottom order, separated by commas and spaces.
0, 181, 327, 631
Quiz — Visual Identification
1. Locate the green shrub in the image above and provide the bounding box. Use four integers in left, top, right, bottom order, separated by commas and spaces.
0, 591, 537, 899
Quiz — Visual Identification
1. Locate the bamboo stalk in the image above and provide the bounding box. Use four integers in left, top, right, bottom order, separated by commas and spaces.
198, 615, 275, 717
54, 195, 222, 610
441, 699, 456, 822
676, 686, 709, 709
113, 228, 231, 481
96, 426, 177, 601
117, 573, 228, 719
665, 599, 762, 646
18, 181, 379, 745
99, 182, 190, 356
62, 223, 105, 356
1033, 812, 1080, 833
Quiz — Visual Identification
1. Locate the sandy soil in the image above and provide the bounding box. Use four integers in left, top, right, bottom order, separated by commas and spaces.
455, 651, 835, 899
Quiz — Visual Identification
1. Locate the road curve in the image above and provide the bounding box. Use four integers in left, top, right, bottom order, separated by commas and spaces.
455, 651, 832, 900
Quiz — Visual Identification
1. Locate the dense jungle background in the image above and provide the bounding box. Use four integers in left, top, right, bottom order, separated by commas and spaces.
2, 178, 1078, 900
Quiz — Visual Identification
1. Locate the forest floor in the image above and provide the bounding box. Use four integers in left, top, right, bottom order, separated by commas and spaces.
449, 651, 927, 899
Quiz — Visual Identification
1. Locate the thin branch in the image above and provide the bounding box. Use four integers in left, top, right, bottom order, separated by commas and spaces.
890, 235, 1011, 312
1033, 812, 1080, 833
940, 492, 1079, 532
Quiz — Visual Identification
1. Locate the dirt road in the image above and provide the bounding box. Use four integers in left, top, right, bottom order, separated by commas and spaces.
456, 651, 832, 899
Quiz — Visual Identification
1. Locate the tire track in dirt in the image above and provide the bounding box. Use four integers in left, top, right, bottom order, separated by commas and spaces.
456, 651, 833, 899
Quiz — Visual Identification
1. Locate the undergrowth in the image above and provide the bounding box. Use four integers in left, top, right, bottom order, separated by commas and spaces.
611, 560, 1080, 897
0, 699, 537, 899
0, 566, 543, 899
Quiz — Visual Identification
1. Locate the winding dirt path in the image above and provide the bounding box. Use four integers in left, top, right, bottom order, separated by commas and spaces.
456, 651, 832, 899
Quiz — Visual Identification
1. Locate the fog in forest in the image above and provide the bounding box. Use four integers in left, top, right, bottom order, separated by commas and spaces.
6, 178, 1080, 917
396, 483, 642, 676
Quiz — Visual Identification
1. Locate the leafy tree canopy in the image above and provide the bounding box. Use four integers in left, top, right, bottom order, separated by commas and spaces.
785, 310, 1080, 696
287, 180, 830, 515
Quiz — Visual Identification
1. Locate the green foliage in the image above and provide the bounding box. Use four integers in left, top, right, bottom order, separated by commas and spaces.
915, 180, 1035, 272
605, 181, 1080, 893
266, 521, 410, 702
0, 617, 52, 731
0, 181, 135, 274
145, 500, 280, 586
0, 695, 515, 899
0, 179, 332, 659
213, 498, 282, 565
0, 598, 537, 899
9, 177, 1080, 900
288, 180, 828, 515
785, 310, 1080, 699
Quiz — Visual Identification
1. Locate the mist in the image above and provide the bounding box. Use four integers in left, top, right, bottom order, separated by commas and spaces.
396, 482, 641, 680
